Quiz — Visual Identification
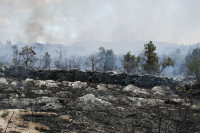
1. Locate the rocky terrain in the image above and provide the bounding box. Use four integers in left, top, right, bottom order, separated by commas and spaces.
0, 68, 200, 133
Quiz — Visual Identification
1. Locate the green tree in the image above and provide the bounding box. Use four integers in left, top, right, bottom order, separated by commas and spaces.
122, 52, 141, 73
182, 48, 200, 81
161, 56, 175, 72
143, 41, 160, 74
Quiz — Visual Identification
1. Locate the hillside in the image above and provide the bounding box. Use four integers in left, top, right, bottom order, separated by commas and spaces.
0, 68, 199, 132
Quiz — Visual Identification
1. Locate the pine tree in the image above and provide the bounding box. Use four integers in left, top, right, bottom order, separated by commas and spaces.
143, 41, 160, 74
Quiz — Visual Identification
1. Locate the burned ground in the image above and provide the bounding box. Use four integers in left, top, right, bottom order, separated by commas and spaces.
0, 69, 199, 132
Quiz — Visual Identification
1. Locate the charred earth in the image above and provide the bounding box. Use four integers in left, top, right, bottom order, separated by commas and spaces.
0, 67, 199, 133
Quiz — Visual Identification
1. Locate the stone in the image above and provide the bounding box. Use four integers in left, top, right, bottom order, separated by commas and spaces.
62, 81, 69, 87
128, 97, 164, 106
25, 78, 34, 83
32, 90, 51, 95
7, 87, 14, 91
56, 91, 71, 98
106, 84, 117, 89
46, 80, 59, 88
21, 93, 26, 97
38, 80, 46, 87
123, 84, 150, 96
97, 84, 107, 91
86, 87, 95, 91
9, 98, 34, 107
79, 94, 111, 106
123, 84, 139, 92
11, 81, 17, 87
36, 97, 63, 111
68, 81, 87, 89
0, 78, 8, 85
37, 80, 59, 88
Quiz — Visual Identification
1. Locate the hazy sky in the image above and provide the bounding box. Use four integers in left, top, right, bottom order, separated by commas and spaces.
0, 0, 200, 45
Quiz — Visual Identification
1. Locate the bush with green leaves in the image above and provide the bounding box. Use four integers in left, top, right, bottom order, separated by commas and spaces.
122, 52, 141, 73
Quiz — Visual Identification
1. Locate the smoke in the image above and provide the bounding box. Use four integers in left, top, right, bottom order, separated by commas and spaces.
1, 0, 200, 44
25, 9, 45, 42
22, 1, 54, 43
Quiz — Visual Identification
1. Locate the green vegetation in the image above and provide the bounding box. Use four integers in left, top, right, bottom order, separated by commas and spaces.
141, 41, 175, 75
161, 56, 175, 72
143, 41, 160, 75
183, 48, 200, 81
122, 51, 141, 73
162, 57, 174, 69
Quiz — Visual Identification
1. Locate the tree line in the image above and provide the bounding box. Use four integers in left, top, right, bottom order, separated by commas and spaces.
8, 41, 200, 81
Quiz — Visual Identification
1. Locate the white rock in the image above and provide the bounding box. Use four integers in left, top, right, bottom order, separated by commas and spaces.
37, 80, 58, 88
36, 96, 59, 103
62, 81, 69, 86
191, 105, 200, 110
21, 93, 25, 97
97, 84, 107, 91
46, 83, 58, 88
123, 84, 149, 96
117, 107, 124, 110
136, 100, 142, 106
152, 86, 171, 96
38, 80, 46, 87
11, 81, 17, 87
46, 80, 59, 88
128, 97, 164, 106
154, 91, 165, 96
0, 78, 8, 85
123, 84, 139, 91
106, 84, 116, 89
152, 86, 171, 92
79, 94, 111, 106
128, 97, 146, 106
32, 90, 51, 95
172, 98, 184, 104
50, 68, 58, 70
147, 99, 164, 105
68, 81, 87, 89
24, 78, 34, 84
